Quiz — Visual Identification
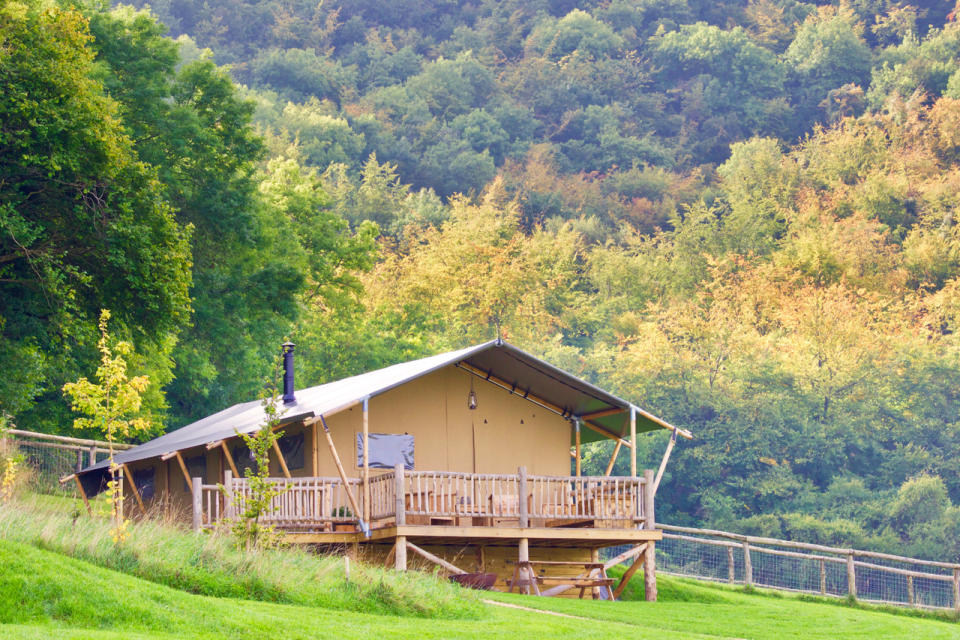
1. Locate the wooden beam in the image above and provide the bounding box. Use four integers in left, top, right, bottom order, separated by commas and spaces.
220, 441, 239, 477
582, 420, 634, 449
205, 439, 223, 450
613, 550, 645, 599
283, 526, 663, 545
604, 543, 649, 570
406, 541, 466, 575
160, 451, 178, 461
630, 407, 637, 478
73, 475, 91, 515
581, 407, 626, 421
122, 464, 147, 517
271, 439, 292, 479
653, 430, 677, 493
174, 451, 192, 491
604, 440, 622, 476
458, 362, 686, 444
319, 415, 366, 534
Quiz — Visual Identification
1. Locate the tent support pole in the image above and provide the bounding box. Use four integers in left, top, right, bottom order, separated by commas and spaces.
605, 439, 622, 476
272, 439, 292, 479
319, 414, 369, 537
362, 397, 370, 525
630, 407, 637, 478
74, 475, 92, 515
653, 429, 677, 494
220, 442, 239, 477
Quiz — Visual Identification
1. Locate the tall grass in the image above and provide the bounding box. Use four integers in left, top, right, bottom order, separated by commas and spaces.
0, 494, 481, 619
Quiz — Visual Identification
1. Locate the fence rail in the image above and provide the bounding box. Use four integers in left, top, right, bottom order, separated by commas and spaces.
653, 524, 960, 611
4, 428, 134, 494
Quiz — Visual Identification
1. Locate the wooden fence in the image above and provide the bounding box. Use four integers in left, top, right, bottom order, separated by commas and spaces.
655, 524, 960, 611
4, 428, 134, 493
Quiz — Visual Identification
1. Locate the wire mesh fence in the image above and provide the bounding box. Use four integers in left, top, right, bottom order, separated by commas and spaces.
3, 429, 130, 495
647, 525, 960, 611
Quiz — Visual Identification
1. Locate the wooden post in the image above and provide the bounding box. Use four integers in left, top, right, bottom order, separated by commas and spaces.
319, 415, 365, 532
574, 421, 581, 478
953, 568, 960, 613
173, 451, 192, 491
407, 541, 467, 575
613, 549, 645, 599
630, 407, 637, 478
75, 449, 83, 472
312, 422, 320, 475
395, 535, 407, 571
604, 440, 622, 476
73, 475, 91, 515
362, 397, 370, 525
122, 464, 147, 517
907, 575, 915, 607
820, 559, 827, 595
271, 439, 292, 479
643, 468, 656, 602
846, 553, 856, 599
518, 537, 531, 595
223, 470, 234, 520
88, 445, 97, 467
220, 442, 239, 477
727, 547, 736, 584
518, 466, 528, 528
191, 476, 202, 531
743, 541, 753, 587
394, 463, 405, 526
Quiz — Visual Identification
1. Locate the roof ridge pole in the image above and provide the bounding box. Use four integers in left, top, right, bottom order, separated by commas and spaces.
630, 406, 637, 478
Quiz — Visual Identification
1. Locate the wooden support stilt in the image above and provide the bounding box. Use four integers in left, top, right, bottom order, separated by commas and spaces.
643, 468, 656, 601
122, 463, 147, 517
406, 541, 467, 575
604, 440, 622, 476
385, 543, 397, 569
73, 475, 91, 515
603, 543, 648, 571
395, 535, 407, 570
271, 439, 292, 479
191, 476, 202, 531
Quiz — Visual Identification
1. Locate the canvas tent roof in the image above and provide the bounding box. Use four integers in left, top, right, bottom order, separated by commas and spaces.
76, 340, 685, 491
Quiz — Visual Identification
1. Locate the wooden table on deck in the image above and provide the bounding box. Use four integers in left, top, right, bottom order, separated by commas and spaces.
508, 560, 615, 599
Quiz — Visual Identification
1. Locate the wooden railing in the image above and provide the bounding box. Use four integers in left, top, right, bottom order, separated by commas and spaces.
195, 467, 652, 532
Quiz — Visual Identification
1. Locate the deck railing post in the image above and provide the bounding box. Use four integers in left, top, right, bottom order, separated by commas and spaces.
847, 552, 857, 599
192, 477, 202, 531
518, 466, 528, 528
394, 463, 405, 526
223, 470, 234, 521
643, 468, 657, 601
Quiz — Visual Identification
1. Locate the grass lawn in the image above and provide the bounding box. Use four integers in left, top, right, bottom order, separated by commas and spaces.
3, 537, 959, 640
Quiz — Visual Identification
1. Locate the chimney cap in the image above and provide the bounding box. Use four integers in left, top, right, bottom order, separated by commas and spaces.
282, 341, 295, 351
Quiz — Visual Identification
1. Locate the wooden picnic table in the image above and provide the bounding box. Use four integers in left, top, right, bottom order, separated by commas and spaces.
507, 560, 616, 599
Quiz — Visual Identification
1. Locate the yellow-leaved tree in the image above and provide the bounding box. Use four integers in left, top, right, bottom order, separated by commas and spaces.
63, 310, 151, 541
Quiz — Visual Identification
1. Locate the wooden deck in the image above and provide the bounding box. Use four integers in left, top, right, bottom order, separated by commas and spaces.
285, 524, 663, 547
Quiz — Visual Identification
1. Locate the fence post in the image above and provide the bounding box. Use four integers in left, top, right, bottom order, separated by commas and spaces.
907, 575, 915, 607
223, 470, 233, 521
394, 464, 405, 526
75, 449, 83, 472
518, 466, 528, 528
192, 477, 202, 531
89, 446, 97, 467
846, 553, 857, 599
727, 547, 735, 584
743, 541, 753, 587
643, 469, 657, 601
954, 569, 960, 613
820, 558, 826, 595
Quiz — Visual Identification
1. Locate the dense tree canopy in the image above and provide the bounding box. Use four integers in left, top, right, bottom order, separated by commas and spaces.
4, 0, 960, 560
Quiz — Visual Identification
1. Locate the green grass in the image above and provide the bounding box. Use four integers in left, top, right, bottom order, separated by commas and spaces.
2, 495, 959, 639
0, 495, 479, 619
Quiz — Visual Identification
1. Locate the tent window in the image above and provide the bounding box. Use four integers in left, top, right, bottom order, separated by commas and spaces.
357, 433, 414, 470
278, 433, 304, 470
232, 443, 257, 477
183, 455, 206, 491
133, 467, 155, 501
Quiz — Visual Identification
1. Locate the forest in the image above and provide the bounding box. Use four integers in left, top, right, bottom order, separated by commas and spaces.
2, 0, 960, 560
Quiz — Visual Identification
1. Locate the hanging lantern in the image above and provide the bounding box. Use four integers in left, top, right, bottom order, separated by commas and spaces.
468, 379, 478, 410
